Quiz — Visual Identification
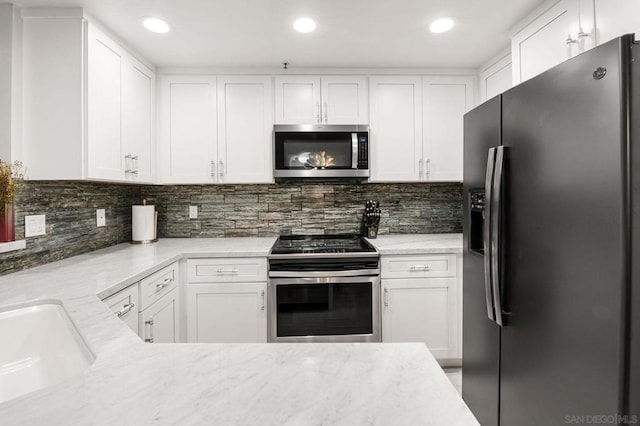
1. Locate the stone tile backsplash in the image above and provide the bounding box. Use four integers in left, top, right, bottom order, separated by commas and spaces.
140, 182, 462, 238
1, 181, 141, 276
1, 181, 462, 276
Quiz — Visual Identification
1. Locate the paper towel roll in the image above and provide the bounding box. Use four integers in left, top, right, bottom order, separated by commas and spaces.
132, 205, 157, 243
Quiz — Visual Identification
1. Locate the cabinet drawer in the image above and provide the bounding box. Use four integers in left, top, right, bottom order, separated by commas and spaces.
187, 258, 268, 283
103, 284, 139, 335
381, 254, 456, 279
139, 262, 178, 310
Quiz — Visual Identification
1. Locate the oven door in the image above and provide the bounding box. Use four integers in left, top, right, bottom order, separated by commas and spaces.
268, 275, 380, 343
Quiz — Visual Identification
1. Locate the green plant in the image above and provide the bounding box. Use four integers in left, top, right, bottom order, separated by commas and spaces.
0, 159, 24, 211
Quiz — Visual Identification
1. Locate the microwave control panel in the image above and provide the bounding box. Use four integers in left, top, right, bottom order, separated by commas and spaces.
357, 135, 368, 169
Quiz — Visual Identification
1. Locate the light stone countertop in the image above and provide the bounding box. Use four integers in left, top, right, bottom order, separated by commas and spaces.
0, 236, 478, 425
367, 233, 463, 254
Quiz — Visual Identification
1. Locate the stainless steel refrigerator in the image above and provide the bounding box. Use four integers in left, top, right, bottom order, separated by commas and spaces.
462, 34, 640, 426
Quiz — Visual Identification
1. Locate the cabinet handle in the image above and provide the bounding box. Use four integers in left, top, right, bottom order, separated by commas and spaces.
156, 277, 173, 290
261, 290, 265, 311
316, 101, 321, 124
383, 288, 389, 307
565, 34, 577, 45
323, 102, 328, 123
145, 319, 154, 343
129, 170, 138, 175
418, 159, 424, 180
425, 159, 431, 180
210, 160, 216, 178
130, 155, 139, 160
216, 268, 239, 274
115, 302, 135, 318
409, 264, 430, 271
219, 160, 224, 179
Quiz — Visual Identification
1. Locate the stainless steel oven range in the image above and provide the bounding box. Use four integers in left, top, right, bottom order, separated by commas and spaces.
268, 234, 381, 343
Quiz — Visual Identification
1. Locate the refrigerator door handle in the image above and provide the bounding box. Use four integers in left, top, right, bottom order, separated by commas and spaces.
484, 147, 497, 322
491, 146, 508, 327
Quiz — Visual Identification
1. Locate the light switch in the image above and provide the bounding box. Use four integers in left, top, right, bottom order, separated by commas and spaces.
189, 205, 198, 219
96, 209, 106, 227
25, 215, 46, 237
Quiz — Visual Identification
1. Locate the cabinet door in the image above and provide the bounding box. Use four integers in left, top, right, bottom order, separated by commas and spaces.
368, 76, 422, 182
511, 0, 584, 84
595, 0, 640, 45
479, 53, 512, 103
320, 76, 368, 124
159, 76, 217, 183
140, 289, 178, 343
274, 76, 321, 124
103, 284, 139, 335
86, 24, 125, 180
422, 76, 474, 182
122, 57, 155, 183
186, 283, 267, 343
217, 76, 273, 183
382, 278, 459, 360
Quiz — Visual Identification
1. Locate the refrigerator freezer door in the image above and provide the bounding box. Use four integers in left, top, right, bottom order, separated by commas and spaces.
462, 96, 502, 426
500, 37, 629, 425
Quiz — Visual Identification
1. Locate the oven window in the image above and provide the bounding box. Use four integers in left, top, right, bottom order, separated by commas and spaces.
276, 282, 373, 337
275, 133, 354, 169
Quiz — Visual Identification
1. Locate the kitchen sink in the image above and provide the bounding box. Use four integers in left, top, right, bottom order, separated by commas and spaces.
0, 300, 95, 404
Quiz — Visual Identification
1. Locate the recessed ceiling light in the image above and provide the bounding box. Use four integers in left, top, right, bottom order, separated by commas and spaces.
143, 17, 171, 34
293, 17, 316, 33
429, 17, 454, 33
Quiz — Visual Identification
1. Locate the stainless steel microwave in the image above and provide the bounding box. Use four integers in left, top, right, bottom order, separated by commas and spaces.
273, 124, 369, 179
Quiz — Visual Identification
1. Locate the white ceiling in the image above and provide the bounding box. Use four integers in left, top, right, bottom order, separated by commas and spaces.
12, 0, 545, 69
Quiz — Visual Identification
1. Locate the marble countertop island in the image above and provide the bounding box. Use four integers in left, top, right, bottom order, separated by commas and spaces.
0, 236, 477, 425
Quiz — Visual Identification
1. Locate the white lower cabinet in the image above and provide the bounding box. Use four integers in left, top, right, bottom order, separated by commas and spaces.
185, 257, 268, 343
185, 283, 267, 343
103, 284, 139, 335
381, 254, 461, 363
140, 289, 178, 343
101, 261, 180, 343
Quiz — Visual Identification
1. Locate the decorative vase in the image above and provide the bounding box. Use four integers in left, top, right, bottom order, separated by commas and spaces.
0, 203, 15, 242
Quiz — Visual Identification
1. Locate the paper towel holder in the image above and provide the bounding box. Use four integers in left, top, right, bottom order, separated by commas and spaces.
131, 200, 158, 244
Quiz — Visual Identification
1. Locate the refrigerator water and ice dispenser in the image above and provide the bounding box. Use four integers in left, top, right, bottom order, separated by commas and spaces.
468, 189, 485, 255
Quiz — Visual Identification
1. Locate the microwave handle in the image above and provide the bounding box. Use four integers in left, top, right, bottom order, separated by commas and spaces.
352, 133, 358, 169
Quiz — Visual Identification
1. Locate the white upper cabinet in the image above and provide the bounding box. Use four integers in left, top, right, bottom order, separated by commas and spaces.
122, 57, 155, 182
87, 26, 123, 181
159, 75, 217, 184
511, 0, 596, 84
22, 11, 156, 182
159, 75, 273, 184
274, 76, 368, 124
594, 0, 640, 45
369, 75, 473, 182
369, 76, 422, 182
422, 76, 474, 182
478, 53, 513, 104
217, 76, 273, 183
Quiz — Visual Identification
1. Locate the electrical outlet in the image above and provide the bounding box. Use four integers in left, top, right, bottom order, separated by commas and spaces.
189, 205, 198, 219
25, 215, 46, 237
96, 209, 106, 227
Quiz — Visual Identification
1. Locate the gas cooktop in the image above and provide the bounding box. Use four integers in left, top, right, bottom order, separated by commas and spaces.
270, 234, 377, 255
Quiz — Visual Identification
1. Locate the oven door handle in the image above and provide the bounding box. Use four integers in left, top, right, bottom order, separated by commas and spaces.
268, 269, 380, 278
